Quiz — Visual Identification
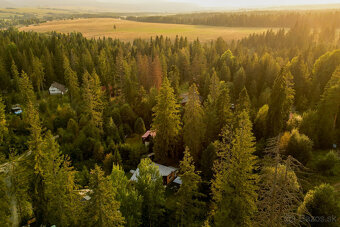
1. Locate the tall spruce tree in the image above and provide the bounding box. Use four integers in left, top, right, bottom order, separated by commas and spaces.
267, 67, 294, 136
63, 55, 80, 104
204, 72, 221, 144
183, 84, 205, 163
110, 164, 142, 227
18, 71, 46, 223
135, 158, 165, 227
236, 87, 251, 113
175, 147, 205, 226
31, 57, 45, 94
0, 174, 10, 226
152, 77, 181, 161
81, 70, 104, 128
0, 95, 7, 144
212, 111, 258, 226
88, 165, 125, 227
316, 66, 340, 148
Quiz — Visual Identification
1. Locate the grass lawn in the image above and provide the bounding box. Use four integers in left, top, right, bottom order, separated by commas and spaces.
19, 18, 279, 42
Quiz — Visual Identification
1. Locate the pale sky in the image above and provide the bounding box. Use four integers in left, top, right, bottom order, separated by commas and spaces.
99, 0, 340, 9
166, 0, 340, 8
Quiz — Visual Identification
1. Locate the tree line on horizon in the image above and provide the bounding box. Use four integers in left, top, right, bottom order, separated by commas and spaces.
127, 10, 340, 29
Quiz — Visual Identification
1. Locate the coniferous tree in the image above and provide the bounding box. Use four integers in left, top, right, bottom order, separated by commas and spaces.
11, 60, 20, 92
201, 142, 217, 180
152, 77, 181, 161
216, 83, 233, 132
267, 68, 294, 136
63, 55, 80, 104
204, 72, 221, 144
237, 87, 251, 113
81, 71, 104, 128
134, 117, 146, 135
183, 84, 205, 163
88, 165, 125, 227
212, 111, 258, 226
110, 164, 142, 227
0, 95, 7, 144
31, 57, 45, 94
298, 184, 340, 227
316, 66, 340, 148
42, 131, 81, 226
135, 158, 165, 227
289, 56, 309, 111
175, 147, 205, 226
7, 151, 32, 224
151, 55, 163, 90
0, 174, 10, 226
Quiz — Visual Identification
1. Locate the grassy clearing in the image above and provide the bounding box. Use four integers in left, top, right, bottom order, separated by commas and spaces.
19, 18, 278, 42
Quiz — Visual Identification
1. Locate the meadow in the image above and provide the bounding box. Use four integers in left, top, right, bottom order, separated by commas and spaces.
20, 17, 277, 42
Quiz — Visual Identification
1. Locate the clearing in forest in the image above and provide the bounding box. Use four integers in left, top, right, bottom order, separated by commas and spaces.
20, 17, 278, 42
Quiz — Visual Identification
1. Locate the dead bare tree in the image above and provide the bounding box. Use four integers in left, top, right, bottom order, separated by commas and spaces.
255, 135, 310, 227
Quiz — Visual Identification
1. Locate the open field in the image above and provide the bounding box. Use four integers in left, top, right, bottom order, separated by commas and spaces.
20, 18, 279, 42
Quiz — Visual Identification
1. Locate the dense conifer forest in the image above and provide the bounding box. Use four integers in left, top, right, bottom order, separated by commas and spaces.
127, 10, 340, 28
0, 10, 340, 226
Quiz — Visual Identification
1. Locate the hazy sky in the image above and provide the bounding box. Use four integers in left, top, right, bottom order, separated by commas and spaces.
99, 0, 340, 8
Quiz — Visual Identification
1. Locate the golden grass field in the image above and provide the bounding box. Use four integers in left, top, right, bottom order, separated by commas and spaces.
20, 18, 277, 42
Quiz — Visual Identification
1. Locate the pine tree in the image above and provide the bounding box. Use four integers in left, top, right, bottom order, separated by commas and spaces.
267, 67, 295, 136
0, 95, 7, 144
134, 117, 146, 135
7, 151, 31, 225
0, 174, 10, 226
63, 55, 80, 104
216, 83, 233, 132
316, 66, 340, 148
151, 55, 163, 90
183, 84, 205, 163
112, 148, 122, 166
201, 142, 217, 180
289, 56, 310, 111
204, 72, 221, 144
152, 77, 181, 161
135, 158, 165, 227
18, 71, 36, 105
42, 131, 81, 226
211, 111, 258, 226
31, 57, 45, 93
19, 71, 46, 223
233, 67, 246, 99
11, 60, 20, 92
98, 49, 111, 94
81, 71, 104, 128
88, 165, 125, 227
110, 164, 142, 227
237, 87, 251, 113
175, 147, 205, 226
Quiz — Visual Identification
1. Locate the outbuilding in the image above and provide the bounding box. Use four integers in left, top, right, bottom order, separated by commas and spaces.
130, 162, 178, 185
49, 82, 68, 95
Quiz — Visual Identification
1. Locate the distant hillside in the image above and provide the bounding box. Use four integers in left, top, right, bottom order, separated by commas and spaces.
4, 0, 202, 13
0, 0, 13, 8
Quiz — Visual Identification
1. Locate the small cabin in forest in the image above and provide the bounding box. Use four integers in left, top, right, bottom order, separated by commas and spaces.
49, 82, 68, 95
142, 130, 156, 145
130, 162, 178, 185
